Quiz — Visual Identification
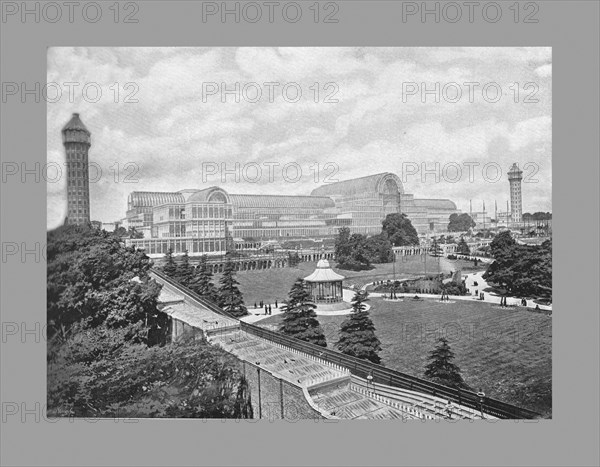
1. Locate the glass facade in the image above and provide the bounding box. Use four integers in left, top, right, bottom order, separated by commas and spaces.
124, 172, 460, 256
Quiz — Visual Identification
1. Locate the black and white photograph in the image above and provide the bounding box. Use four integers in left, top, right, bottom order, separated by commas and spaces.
46, 46, 553, 421
3, 2, 600, 466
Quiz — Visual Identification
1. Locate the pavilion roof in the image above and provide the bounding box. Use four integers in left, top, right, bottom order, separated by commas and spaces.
304, 258, 345, 282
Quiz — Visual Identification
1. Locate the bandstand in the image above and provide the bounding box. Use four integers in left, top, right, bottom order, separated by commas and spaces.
304, 258, 345, 303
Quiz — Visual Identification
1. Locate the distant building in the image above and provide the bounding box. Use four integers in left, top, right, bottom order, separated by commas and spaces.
101, 222, 118, 232
471, 211, 492, 228
508, 163, 523, 223
62, 113, 91, 225
124, 172, 459, 257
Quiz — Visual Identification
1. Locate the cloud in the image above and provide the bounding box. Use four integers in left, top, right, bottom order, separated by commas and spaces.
47, 47, 552, 229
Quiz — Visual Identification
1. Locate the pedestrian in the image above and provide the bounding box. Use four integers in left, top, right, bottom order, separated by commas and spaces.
275, 300, 278, 308
268, 304, 272, 315
254, 302, 257, 309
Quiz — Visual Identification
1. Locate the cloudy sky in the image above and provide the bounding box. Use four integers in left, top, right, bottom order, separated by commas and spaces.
47, 47, 551, 228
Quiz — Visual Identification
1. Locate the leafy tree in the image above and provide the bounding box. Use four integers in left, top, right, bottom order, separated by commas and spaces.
424, 337, 470, 389
48, 331, 253, 418
218, 260, 248, 317
47, 224, 254, 419
174, 250, 194, 287
456, 237, 470, 255
162, 248, 177, 277
189, 255, 219, 303
113, 226, 128, 237
448, 213, 476, 232
335, 229, 394, 270
489, 230, 516, 257
363, 233, 394, 263
334, 229, 372, 271
523, 212, 552, 221
381, 213, 419, 246
334, 227, 353, 263
336, 291, 382, 364
46, 224, 163, 344
287, 251, 301, 267
128, 228, 144, 239
279, 279, 326, 347
484, 233, 552, 299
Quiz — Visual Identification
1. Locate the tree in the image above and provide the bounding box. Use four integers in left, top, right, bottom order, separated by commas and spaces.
381, 213, 419, 246
336, 291, 382, 364
279, 279, 326, 347
218, 260, 248, 318
287, 251, 301, 267
456, 237, 470, 255
189, 255, 218, 303
47, 224, 254, 419
334, 227, 353, 263
484, 234, 552, 299
128, 228, 144, 239
48, 331, 253, 419
429, 237, 443, 256
334, 228, 373, 271
363, 233, 394, 264
489, 230, 516, 258
448, 213, 476, 232
424, 337, 470, 390
174, 250, 194, 287
46, 224, 164, 344
162, 248, 177, 277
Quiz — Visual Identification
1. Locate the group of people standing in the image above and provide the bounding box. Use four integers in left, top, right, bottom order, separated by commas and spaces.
254, 300, 278, 315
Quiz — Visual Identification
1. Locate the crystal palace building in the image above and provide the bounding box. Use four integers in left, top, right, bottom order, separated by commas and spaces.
123, 172, 459, 257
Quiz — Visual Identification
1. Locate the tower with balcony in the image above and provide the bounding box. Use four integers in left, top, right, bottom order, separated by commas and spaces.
507, 163, 523, 224
62, 113, 91, 225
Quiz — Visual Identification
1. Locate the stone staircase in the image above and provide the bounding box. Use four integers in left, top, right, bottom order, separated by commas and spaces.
309, 383, 418, 420
349, 377, 493, 420
208, 329, 349, 388
208, 329, 451, 420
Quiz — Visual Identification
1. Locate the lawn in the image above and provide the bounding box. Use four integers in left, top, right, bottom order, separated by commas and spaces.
226, 255, 475, 306
224, 261, 317, 307
258, 297, 552, 418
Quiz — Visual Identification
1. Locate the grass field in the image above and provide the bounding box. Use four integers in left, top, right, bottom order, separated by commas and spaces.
226, 262, 317, 307
227, 255, 487, 306
258, 298, 552, 417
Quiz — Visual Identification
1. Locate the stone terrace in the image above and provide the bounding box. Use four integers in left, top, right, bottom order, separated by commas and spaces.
209, 329, 446, 420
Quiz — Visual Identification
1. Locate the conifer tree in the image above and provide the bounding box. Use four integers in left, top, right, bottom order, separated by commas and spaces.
457, 237, 471, 255
175, 250, 194, 287
162, 248, 177, 277
218, 260, 247, 317
189, 255, 218, 303
424, 337, 470, 389
336, 291, 382, 364
279, 279, 326, 347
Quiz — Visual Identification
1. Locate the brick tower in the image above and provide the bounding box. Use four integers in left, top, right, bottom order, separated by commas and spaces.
507, 163, 523, 224
62, 113, 91, 225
